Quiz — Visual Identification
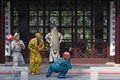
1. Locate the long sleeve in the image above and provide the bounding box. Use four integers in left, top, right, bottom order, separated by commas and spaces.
39, 39, 45, 49
28, 39, 36, 52
45, 33, 51, 43
58, 32, 63, 43
11, 40, 25, 52
64, 60, 72, 69
28, 38, 45, 52
20, 40, 25, 49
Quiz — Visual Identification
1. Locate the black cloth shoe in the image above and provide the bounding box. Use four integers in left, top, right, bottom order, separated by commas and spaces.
46, 75, 50, 77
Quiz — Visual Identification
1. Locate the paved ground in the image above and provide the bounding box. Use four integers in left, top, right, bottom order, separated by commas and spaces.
0, 63, 120, 80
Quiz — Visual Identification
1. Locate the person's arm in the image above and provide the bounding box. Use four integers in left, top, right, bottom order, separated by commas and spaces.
38, 39, 45, 51
41, 40, 45, 49
58, 33, 63, 43
64, 60, 72, 69
20, 40, 25, 49
28, 39, 37, 53
45, 33, 51, 43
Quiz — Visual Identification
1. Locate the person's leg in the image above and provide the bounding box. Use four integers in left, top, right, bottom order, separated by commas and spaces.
58, 67, 68, 78
49, 48, 54, 63
35, 54, 42, 74
18, 53, 25, 66
49, 49, 60, 63
46, 65, 53, 77
54, 50, 60, 60
12, 55, 19, 77
30, 53, 35, 75
13, 55, 18, 66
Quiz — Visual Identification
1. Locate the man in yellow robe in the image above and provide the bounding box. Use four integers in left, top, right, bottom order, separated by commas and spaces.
28, 33, 45, 75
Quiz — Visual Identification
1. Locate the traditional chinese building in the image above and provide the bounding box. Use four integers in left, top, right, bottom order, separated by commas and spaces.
0, 0, 120, 64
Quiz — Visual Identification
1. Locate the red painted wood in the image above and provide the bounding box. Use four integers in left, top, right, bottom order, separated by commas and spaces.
41, 58, 107, 64
115, 0, 120, 63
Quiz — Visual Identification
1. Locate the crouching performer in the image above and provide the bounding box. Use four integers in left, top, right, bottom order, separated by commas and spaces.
46, 51, 72, 78
45, 27, 63, 63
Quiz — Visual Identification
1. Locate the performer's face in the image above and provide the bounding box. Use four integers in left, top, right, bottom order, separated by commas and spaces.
37, 37, 41, 41
15, 35, 20, 41
51, 29, 57, 33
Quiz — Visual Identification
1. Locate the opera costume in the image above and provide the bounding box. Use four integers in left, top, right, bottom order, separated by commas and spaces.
28, 33, 45, 75
11, 32, 25, 66
46, 51, 72, 78
45, 27, 63, 63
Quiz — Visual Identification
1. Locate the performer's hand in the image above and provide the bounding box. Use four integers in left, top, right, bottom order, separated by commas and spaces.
38, 48, 43, 51
21, 44, 25, 49
17, 42, 20, 45
59, 40, 62, 43
18, 43, 22, 46
32, 50, 36, 53
50, 44, 52, 47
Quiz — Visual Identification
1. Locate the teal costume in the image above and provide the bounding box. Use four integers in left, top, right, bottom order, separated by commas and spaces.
46, 58, 72, 78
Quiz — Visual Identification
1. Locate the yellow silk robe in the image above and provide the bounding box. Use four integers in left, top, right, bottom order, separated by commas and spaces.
28, 38, 45, 74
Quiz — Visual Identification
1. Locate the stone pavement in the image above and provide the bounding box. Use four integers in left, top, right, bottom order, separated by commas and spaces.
0, 63, 120, 80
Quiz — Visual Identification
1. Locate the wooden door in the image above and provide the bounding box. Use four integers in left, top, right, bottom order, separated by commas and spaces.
11, 0, 110, 64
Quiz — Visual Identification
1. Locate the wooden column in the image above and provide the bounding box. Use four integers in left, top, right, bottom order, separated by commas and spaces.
115, 0, 120, 63
0, 0, 5, 63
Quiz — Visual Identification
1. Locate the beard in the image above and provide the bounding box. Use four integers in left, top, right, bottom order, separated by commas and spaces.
50, 30, 60, 51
